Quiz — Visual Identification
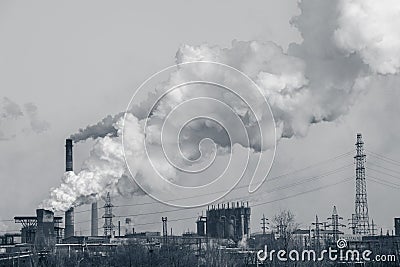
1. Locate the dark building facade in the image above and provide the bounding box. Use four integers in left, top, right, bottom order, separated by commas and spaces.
35, 209, 56, 249
206, 202, 250, 241
395, 218, 400, 236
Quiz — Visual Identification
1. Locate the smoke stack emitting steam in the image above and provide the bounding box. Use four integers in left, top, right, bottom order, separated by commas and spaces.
40, 0, 400, 212
65, 139, 73, 171
64, 139, 74, 238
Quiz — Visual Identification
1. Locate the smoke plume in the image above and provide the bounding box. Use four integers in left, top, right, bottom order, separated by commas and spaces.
0, 97, 49, 140
42, 0, 400, 210
334, 0, 400, 74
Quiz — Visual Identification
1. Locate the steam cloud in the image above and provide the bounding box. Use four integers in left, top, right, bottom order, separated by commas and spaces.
42, 0, 400, 211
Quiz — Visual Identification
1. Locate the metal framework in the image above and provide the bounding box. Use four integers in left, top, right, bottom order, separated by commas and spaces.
103, 192, 115, 237
354, 133, 370, 235
14, 216, 37, 228
327, 206, 345, 242
312, 215, 323, 251
260, 214, 269, 235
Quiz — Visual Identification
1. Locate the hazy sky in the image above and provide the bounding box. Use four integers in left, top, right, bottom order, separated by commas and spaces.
1, 0, 400, 236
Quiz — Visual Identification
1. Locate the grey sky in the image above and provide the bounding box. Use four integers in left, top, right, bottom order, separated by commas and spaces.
1, 0, 399, 236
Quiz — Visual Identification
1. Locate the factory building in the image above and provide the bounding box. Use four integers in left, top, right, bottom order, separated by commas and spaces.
14, 209, 63, 248
395, 218, 400, 236
205, 202, 251, 241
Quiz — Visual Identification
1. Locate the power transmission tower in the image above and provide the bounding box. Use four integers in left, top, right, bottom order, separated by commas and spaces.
260, 214, 269, 235
312, 215, 323, 251
102, 192, 115, 237
354, 133, 370, 235
327, 206, 346, 242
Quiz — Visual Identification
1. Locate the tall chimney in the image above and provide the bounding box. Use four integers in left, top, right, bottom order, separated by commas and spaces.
65, 139, 73, 172
64, 139, 75, 238
91, 202, 98, 236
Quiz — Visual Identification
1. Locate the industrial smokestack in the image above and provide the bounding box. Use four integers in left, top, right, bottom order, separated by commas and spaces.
65, 139, 73, 172
91, 202, 98, 236
65, 208, 74, 238
64, 139, 75, 238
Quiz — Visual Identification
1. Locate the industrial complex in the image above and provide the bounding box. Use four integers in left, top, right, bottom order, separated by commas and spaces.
0, 134, 399, 266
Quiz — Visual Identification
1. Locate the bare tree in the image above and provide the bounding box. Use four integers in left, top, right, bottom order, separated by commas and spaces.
272, 209, 299, 251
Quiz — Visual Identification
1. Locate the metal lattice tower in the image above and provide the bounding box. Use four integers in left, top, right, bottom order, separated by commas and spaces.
327, 206, 346, 242
312, 215, 323, 251
102, 192, 115, 237
354, 133, 370, 235
260, 214, 269, 235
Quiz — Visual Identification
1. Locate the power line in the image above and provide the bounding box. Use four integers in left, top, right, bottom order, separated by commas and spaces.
74, 162, 352, 225
366, 151, 400, 167
58, 150, 353, 216
264, 164, 352, 193
368, 176, 400, 189
1, 150, 355, 227
2, 176, 354, 236
367, 167, 400, 180
252, 177, 353, 208
368, 162, 400, 175
70, 178, 355, 235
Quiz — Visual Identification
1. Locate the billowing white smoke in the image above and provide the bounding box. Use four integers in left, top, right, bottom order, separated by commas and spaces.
70, 113, 122, 143
335, 0, 400, 74
41, 0, 400, 211
42, 114, 176, 211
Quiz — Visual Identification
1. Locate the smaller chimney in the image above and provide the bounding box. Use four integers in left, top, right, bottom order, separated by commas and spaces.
65, 208, 74, 238
91, 202, 98, 236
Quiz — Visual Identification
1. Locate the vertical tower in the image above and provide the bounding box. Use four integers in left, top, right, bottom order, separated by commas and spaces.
64, 139, 75, 238
327, 206, 345, 242
103, 192, 115, 237
196, 216, 207, 236
370, 219, 377, 236
312, 215, 323, 251
162, 217, 168, 244
91, 202, 98, 236
260, 214, 269, 235
354, 133, 370, 235
65, 139, 73, 172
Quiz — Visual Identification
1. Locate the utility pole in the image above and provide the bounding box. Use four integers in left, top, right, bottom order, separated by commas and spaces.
260, 214, 269, 235
354, 133, 370, 235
